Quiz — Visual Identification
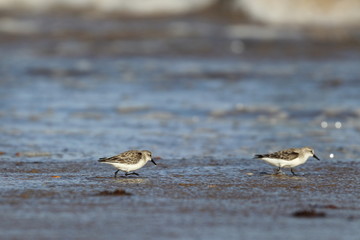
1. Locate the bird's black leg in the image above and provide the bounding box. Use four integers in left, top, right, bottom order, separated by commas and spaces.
114, 170, 119, 178
291, 168, 297, 176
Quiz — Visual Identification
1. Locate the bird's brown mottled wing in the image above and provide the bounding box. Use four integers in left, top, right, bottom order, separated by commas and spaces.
257, 148, 299, 161
99, 150, 141, 164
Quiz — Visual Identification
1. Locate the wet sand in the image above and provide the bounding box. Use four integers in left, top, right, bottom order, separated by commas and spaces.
1, 13, 360, 239
0, 158, 359, 239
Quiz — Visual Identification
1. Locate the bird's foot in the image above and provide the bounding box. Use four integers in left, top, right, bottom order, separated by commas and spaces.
274, 168, 285, 175
125, 172, 140, 177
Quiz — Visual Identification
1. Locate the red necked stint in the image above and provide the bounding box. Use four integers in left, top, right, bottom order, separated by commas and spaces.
254, 147, 320, 175
99, 150, 157, 178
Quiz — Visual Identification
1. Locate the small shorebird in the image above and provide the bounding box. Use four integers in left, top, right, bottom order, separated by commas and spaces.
98, 150, 157, 178
254, 147, 320, 175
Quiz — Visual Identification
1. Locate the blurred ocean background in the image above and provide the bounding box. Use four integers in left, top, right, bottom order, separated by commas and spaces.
1, 0, 360, 159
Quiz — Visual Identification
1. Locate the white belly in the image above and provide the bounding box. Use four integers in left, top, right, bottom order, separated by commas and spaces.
106, 160, 147, 172
261, 157, 307, 168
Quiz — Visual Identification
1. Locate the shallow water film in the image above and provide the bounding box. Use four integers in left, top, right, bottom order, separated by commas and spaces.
1, 7, 360, 240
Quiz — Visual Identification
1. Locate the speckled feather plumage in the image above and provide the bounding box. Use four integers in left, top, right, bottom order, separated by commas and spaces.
99, 150, 147, 164
255, 148, 300, 161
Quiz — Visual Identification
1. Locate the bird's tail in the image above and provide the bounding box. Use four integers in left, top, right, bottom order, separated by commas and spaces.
98, 157, 108, 162
254, 154, 263, 159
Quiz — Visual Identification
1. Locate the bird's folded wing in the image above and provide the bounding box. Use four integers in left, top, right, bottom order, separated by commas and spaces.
266, 150, 299, 161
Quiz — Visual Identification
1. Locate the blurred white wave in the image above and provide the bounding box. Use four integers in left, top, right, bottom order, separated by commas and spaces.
0, 0, 359, 26
235, 0, 360, 26
0, 0, 216, 15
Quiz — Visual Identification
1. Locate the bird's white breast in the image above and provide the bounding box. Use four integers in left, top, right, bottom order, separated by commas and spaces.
106, 160, 147, 172
261, 156, 308, 168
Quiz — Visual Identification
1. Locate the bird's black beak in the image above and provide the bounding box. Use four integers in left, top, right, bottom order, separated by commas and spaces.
151, 159, 157, 165
313, 154, 320, 161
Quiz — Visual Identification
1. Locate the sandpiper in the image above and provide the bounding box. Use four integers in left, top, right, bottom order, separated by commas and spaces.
98, 150, 157, 178
254, 147, 320, 175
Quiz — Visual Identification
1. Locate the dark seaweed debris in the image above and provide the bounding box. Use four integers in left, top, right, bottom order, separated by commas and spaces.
292, 209, 326, 218
97, 189, 132, 196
